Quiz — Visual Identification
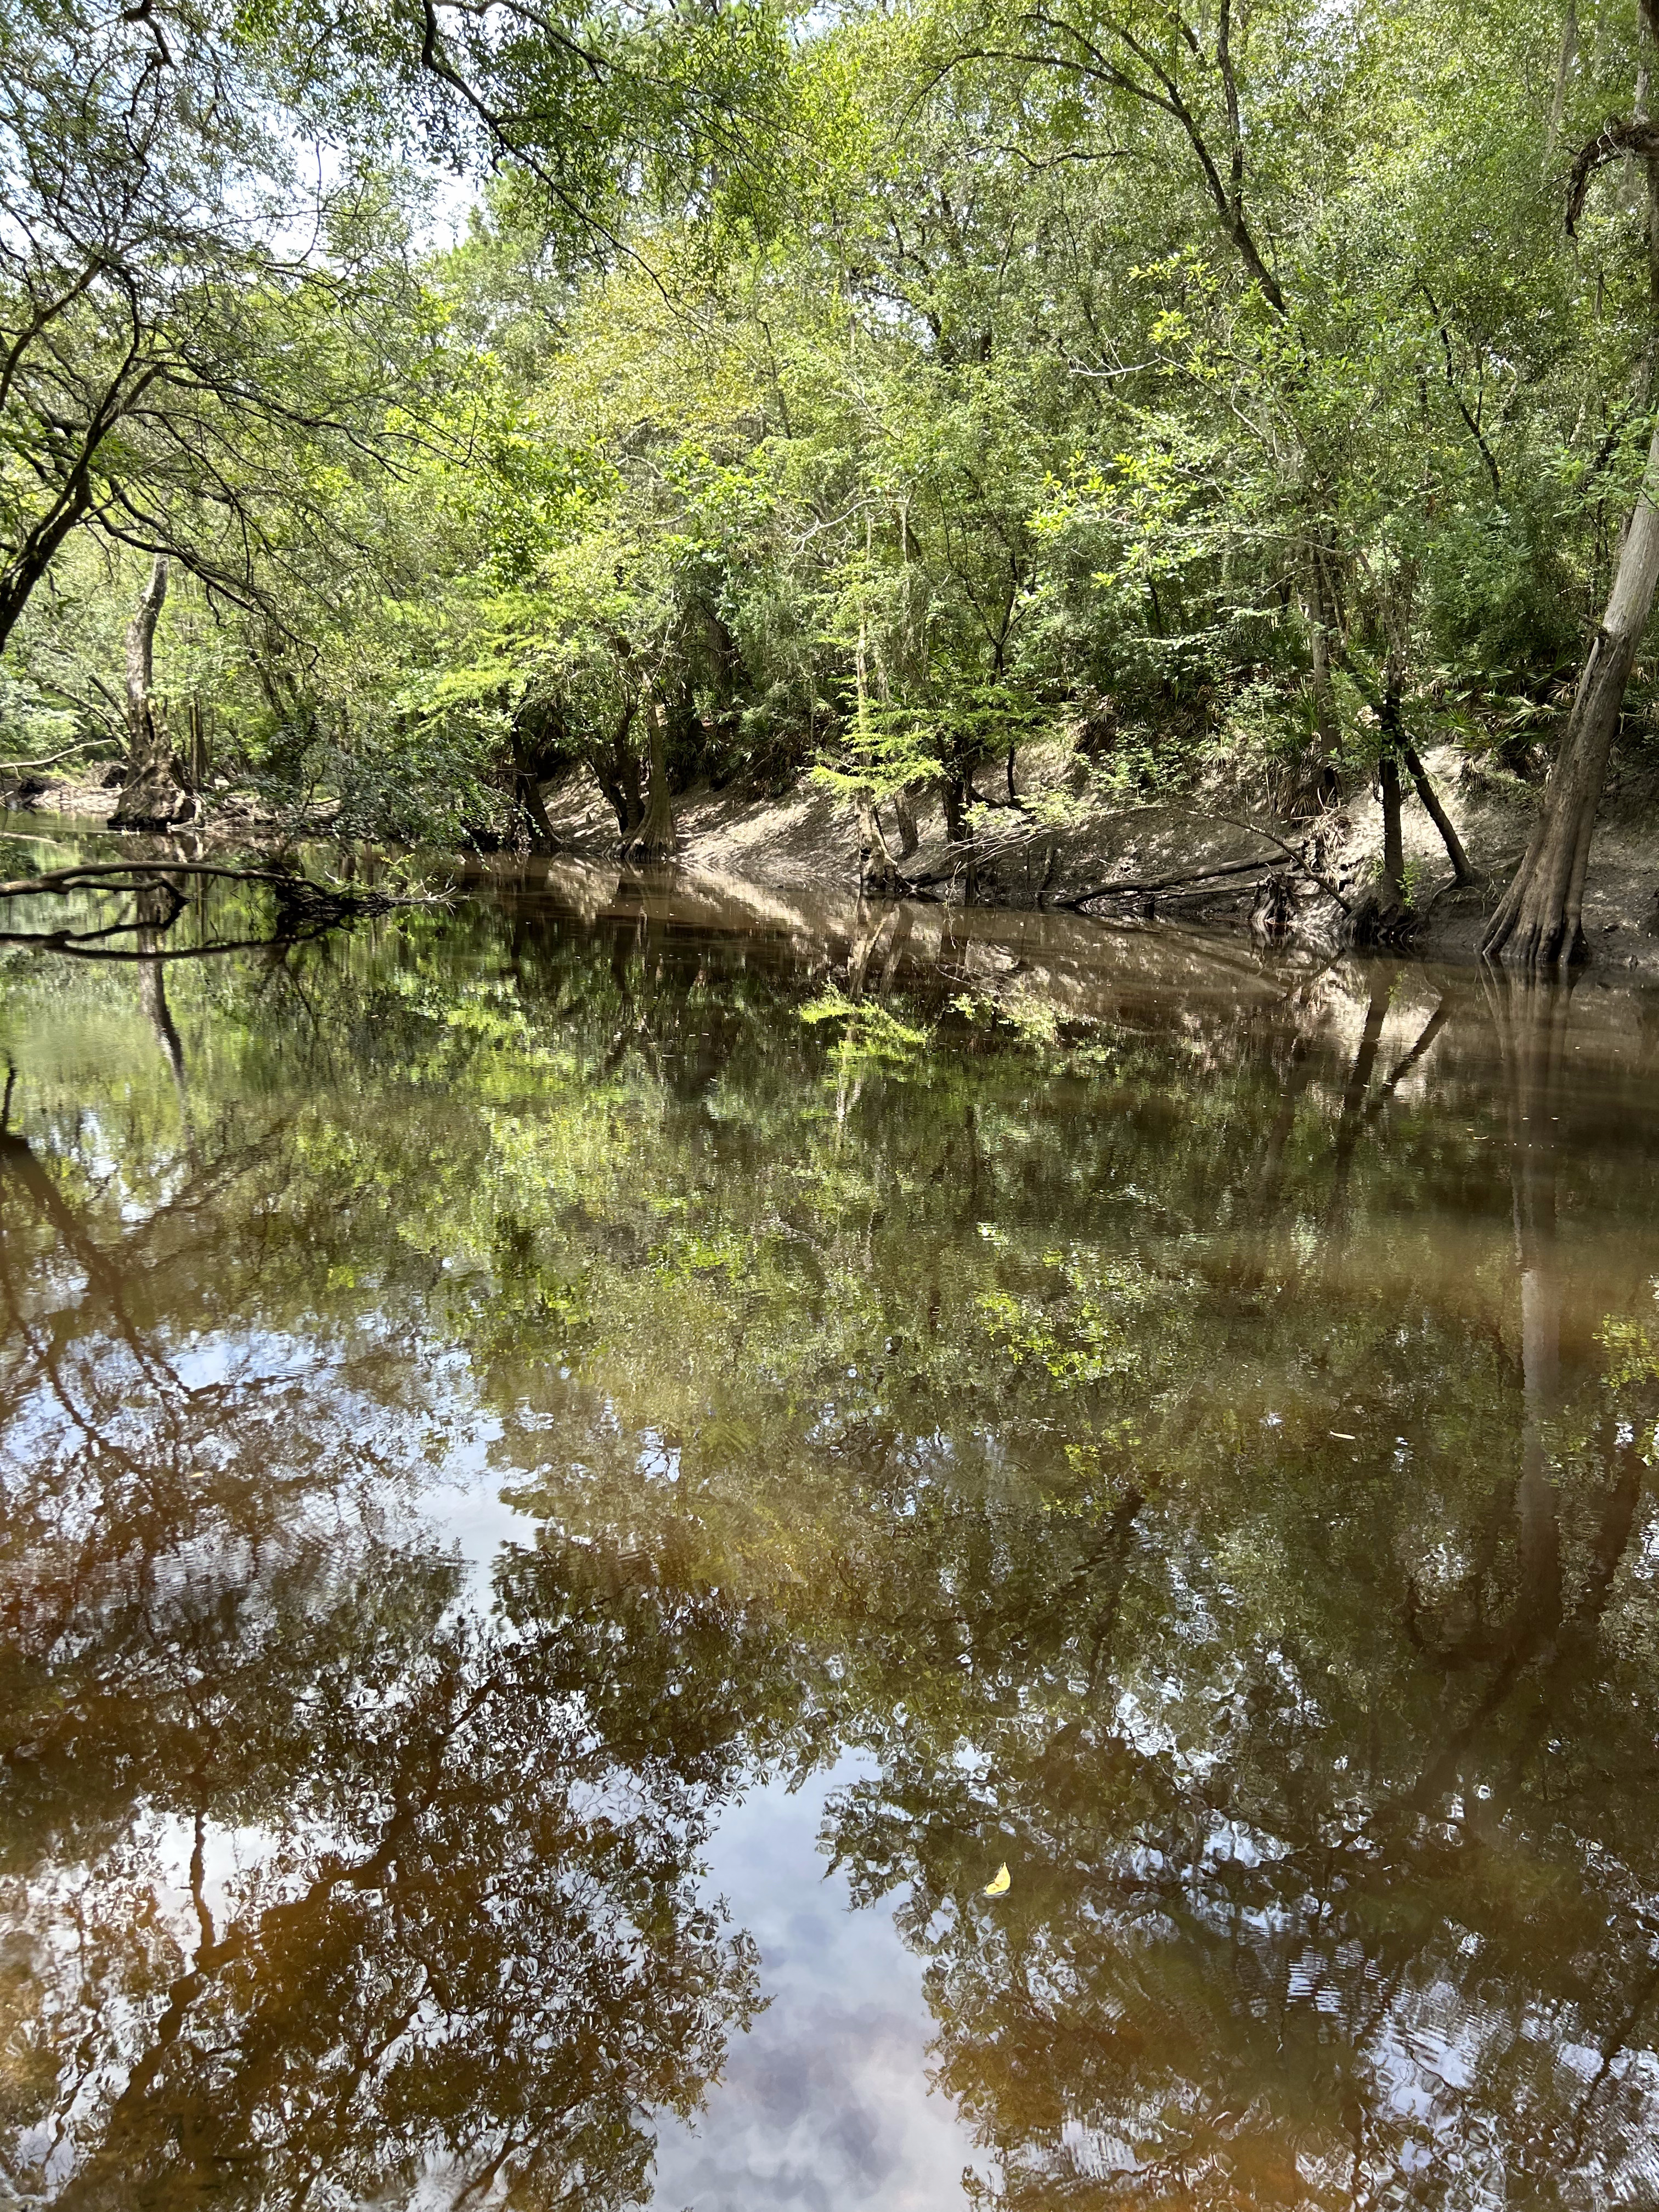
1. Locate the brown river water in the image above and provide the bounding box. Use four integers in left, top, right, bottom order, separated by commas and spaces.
2, 825, 1659, 2209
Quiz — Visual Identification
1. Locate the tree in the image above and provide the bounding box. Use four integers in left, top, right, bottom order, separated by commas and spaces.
1483, 1, 1659, 968
0, 0, 444, 656
1483, 415, 1659, 965
110, 554, 191, 828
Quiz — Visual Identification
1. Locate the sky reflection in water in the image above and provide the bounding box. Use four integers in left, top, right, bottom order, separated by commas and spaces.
3, 849, 1659, 2209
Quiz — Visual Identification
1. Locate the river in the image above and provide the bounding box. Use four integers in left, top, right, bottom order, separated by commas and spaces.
1, 830, 1657, 2209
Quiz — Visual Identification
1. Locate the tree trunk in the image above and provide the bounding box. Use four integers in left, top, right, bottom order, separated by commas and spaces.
1402, 741, 1477, 885
511, 760, 559, 852
1380, 746, 1405, 893
703, 604, 744, 732
0, 493, 93, 655
126, 554, 167, 749
940, 773, 972, 846
590, 709, 644, 842
508, 720, 560, 853
1483, 415, 1659, 967
1638, 3, 1659, 334
1305, 544, 1341, 769
856, 791, 902, 891
112, 556, 192, 831
1546, 1, 1579, 155
1347, 680, 1408, 944
893, 787, 921, 858
592, 766, 632, 841
630, 701, 676, 861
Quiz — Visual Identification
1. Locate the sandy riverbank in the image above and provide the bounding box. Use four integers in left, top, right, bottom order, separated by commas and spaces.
11, 740, 1659, 973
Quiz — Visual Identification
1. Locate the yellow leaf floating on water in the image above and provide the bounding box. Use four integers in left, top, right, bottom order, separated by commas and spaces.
983, 1863, 1011, 1897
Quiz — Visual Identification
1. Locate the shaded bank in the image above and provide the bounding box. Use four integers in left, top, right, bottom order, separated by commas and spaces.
21, 713, 1659, 975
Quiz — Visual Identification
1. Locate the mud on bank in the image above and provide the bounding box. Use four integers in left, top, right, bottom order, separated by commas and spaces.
527, 741, 1659, 976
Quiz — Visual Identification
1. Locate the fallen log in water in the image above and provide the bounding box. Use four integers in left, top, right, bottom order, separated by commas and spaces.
0, 858, 443, 957
1051, 854, 1285, 909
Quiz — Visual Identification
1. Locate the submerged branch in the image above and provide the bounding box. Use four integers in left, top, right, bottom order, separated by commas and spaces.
1206, 814, 1352, 913
0, 859, 447, 958
0, 860, 441, 915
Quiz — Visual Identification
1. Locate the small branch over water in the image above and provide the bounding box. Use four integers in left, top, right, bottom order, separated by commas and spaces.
0, 858, 445, 958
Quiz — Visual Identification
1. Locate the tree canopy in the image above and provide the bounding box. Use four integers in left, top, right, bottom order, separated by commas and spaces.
5, 1, 1659, 933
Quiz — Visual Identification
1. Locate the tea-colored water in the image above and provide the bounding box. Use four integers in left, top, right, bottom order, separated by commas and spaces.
3, 842, 1658, 2209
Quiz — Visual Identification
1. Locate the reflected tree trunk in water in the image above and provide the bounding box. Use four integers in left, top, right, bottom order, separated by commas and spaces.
1255, 1034, 1311, 1214
873, 902, 913, 993
1326, 968, 1393, 1234
1364, 995, 1450, 1122
845, 900, 904, 1001
1494, 970, 1572, 1638
135, 881, 189, 1117
1397, 977, 1615, 1819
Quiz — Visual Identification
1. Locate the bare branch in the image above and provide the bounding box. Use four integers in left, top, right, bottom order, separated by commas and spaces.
1566, 115, 1659, 234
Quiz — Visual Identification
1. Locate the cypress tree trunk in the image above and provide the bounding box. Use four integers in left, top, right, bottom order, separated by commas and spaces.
1347, 674, 1408, 944
631, 701, 677, 861
112, 556, 192, 830
1483, 416, 1659, 968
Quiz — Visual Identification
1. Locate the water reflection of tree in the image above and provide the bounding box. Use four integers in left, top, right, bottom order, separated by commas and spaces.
809, 975, 1659, 2210
2, 1532, 767, 2208
391, 921, 1659, 2206
481, 936, 1659, 2208
10, 908, 1659, 2205
0, 1079, 766, 2206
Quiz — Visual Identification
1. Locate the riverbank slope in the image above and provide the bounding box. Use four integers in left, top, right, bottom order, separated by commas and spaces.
11, 740, 1659, 972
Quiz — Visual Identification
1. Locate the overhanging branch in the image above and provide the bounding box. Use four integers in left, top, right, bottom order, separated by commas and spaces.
1566, 115, 1659, 235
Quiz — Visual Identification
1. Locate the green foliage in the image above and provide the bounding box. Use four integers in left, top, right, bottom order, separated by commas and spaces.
4, 0, 1659, 840
5, 888, 1659, 2198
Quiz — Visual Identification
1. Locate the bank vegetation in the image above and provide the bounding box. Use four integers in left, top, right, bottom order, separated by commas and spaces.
4, 0, 1659, 966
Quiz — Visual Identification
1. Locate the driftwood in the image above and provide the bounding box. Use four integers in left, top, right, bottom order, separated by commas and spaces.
0, 741, 107, 776
1054, 820, 1350, 917
901, 822, 1057, 897
1052, 854, 1283, 909
889, 802, 1352, 920
1204, 814, 1352, 913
